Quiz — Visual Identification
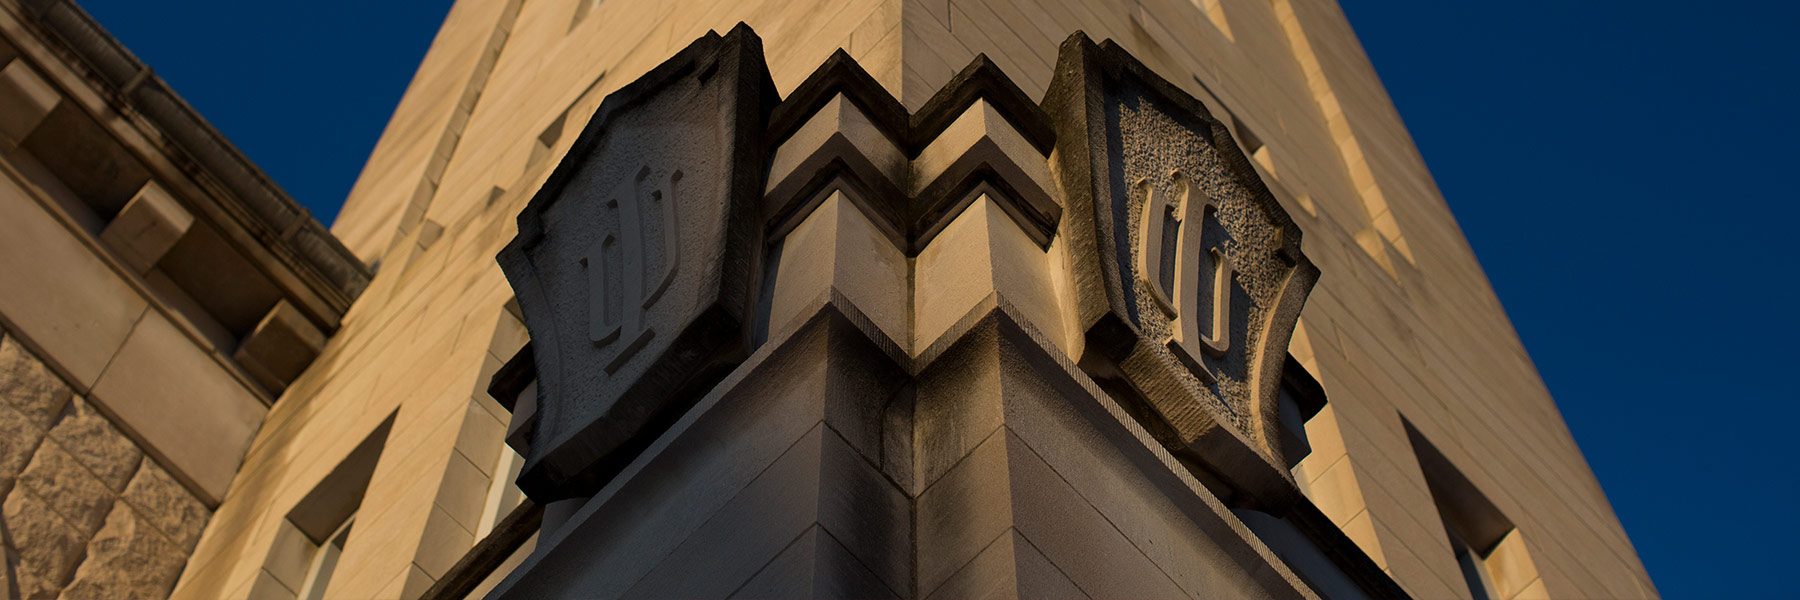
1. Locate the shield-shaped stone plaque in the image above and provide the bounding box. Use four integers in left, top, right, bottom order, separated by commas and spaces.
497, 26, 776, 500
1043, 35, 1320, 500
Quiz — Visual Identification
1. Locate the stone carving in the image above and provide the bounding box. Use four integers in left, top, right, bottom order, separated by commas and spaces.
1043, 34, 1320, 501
1134, 173, 1234, 366
581, 166, 682, 372
497, 25, 776, 500
498, 27, 1318, 508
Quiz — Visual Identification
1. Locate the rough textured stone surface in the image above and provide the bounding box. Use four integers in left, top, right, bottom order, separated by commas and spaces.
2, 490, 87, 598
0, 403, 43, 495
61, 502, 187, 599
1041, 38, 1322, 506
0, 335, 71, 431
0, 535, 13, 600
14, 440, 115, 536
121, 458, 211, 552
47, 397, 143, 492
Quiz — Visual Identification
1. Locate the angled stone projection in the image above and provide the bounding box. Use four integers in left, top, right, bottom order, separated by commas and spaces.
490, 25, 1401, 600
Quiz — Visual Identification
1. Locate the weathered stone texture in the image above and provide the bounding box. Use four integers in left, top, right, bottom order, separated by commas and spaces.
121, 458, 212, 552
14, 440, 114, 537
0, 328, 214, 598
61, 502, 188, 599
0, 335, 71, 431
0, 536, 12, 600
0, 403, 42, 496
2, 489, 87, 598
47, 397, 143, 492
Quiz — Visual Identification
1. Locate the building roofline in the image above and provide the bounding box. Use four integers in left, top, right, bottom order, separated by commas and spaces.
16, 0, 371, 307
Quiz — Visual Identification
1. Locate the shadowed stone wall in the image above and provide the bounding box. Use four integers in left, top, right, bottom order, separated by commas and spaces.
0, 327, 210, 599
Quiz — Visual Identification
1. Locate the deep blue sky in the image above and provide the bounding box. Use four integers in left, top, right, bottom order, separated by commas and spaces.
80, 0, 1795, 596
73, 0, 454, 223
1336, 1, 1799, 597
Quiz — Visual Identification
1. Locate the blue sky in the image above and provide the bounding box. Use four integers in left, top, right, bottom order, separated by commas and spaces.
79, 0, 1796, 596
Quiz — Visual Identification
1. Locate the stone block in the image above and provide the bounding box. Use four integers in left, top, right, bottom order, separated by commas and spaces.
60, 502, 187, 599
503, 380, 537, 455
0, 175, 148, 390
993, 334, 1306, 599
0, 59, 60, 149
913, 197, 1063, 352
814, 409, 913, 595
767, 95, 906, 194
398, 563, 437, 600
414, 504, 473, 580
1340, 510, 1387, 569
493, 325, 840, 599
730, 526, 899, 600
0, 334, 72, 431
435, 449, 491, 532
923, 530, 1085, 600
1305, 454, 1367, 527
244, 570, 299, 600
1513, 576, 1549, 600
912, 331, 1005, 493
768, 193, 910, 348
2, 489, 87, 598
623, 426, 831, 599
726, 525, 827, 599
915, 427, 1014, 594
1486, 529, 1539, 600
452, 397, 505, 477
16, 439, 116, 536
472, 352, 503, 403
486, 310, 530, 360
1293, 403, 1349, 482
120, 458, 211, 551
97, 180, 194, 274
46, 396, 142, 492
262, 519, 316, 595
232, 300, 328, 395
90, 311, 266, 505
999, 431, 1190, 600
1380, 538, 1462, 600
624, 425, 912, 598
908, 100, 1051, 199
0, 403, 44, 490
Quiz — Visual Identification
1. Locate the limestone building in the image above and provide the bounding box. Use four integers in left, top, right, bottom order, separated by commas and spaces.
0, 0, 368, 596
0, 0, 1655, 598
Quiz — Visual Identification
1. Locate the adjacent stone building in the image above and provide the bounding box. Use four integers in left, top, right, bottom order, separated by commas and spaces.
0, 0, 366, 596
1, 0, 1655, 598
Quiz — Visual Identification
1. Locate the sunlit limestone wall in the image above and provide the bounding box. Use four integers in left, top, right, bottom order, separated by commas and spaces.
184, 0, 1654, 598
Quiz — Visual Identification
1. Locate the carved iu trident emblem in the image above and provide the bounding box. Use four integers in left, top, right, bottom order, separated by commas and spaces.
582, 166, 682, 374
1134, 171, 1233, 384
